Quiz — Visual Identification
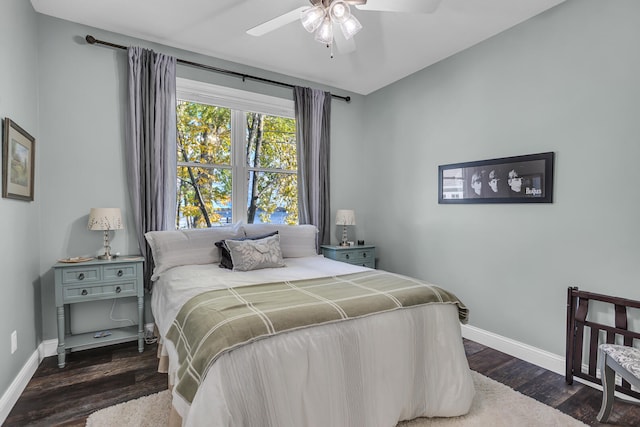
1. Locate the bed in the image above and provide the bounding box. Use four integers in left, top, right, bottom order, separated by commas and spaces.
146, 223, 475, 427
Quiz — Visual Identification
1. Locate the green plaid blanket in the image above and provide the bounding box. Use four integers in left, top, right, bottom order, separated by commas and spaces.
166, 270, 468, 404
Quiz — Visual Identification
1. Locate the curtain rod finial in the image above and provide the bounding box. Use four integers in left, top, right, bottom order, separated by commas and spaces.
86, 35, 96, 45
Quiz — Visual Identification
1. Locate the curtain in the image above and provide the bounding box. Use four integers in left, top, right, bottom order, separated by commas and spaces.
126, 47, 177, 290
294, 87, 331, 251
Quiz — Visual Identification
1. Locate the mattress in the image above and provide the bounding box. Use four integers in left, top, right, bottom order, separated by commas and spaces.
151, 255, 475, 427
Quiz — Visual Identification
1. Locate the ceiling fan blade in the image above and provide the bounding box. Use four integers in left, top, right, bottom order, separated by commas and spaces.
246, 6, 307, 37
355, 0, 442, 13
334, 29, 356, 55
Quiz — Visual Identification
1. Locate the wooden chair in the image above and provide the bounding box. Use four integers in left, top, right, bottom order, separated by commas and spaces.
566, 288, 640, 422
597, 343, 640, 422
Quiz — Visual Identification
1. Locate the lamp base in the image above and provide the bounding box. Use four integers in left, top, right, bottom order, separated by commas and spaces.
339, 224, 350, 247
98, 231, 116, 260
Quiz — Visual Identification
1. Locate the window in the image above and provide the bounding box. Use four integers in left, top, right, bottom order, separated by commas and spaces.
176, 79, 297, 229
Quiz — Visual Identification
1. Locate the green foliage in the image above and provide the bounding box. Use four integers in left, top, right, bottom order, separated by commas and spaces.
176, 101, 298, 228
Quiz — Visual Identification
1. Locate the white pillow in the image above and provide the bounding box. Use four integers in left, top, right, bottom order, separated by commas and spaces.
224, 233, 285, 271
241, 224, 318, 258
145, 223, 243, 280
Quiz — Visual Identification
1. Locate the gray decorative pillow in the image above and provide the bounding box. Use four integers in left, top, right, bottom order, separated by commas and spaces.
224, 233, 285, 271
215, 231, 278, 270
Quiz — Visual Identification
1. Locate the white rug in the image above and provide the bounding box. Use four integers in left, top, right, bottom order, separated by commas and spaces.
86, 371, 587, 427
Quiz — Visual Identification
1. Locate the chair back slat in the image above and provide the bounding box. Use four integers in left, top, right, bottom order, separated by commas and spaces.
566, 287, 640, 400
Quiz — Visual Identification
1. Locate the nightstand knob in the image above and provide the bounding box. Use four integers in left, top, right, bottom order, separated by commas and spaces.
115, 286, 122, 293
363, 253, 367, 258
345, 254, 350, 259
78, 273, 85, 281
117, 270, 123, 277
81, 289, 88, 296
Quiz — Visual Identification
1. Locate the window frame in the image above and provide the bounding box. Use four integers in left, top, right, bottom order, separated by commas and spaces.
176, 78, 297, 225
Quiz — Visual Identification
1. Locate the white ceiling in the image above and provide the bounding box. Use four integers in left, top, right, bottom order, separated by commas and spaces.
31, 0, 565, 96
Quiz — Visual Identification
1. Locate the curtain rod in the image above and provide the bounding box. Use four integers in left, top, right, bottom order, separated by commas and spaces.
85, 35, 351, 103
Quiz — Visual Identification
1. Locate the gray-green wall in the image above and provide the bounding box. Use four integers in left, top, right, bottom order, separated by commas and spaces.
2, 0, 639, 410
1, 2, 363, 404
356, 0, 640, 356
0, 0, 41, 401
34, 15, 363, 341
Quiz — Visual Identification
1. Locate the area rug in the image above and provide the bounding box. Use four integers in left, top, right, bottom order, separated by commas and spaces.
86, 371, 587, 427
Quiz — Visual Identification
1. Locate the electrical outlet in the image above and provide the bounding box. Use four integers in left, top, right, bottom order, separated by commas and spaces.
11, 330, 17, 354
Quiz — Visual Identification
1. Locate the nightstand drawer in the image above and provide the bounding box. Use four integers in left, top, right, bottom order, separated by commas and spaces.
321, 245, 376, 268
61, 267, 101, 284
334, 249, 374, 263
62, 281, 137, 303
358, 260, 376, 268
104, 263, 137, 280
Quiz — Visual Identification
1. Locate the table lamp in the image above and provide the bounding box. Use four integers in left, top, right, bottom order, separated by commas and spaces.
335, 209, 355, 247
88, 208, 123, 260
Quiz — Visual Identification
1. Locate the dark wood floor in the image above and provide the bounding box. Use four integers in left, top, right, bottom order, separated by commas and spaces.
4, 339, 640, 426
4, 342, 167, 427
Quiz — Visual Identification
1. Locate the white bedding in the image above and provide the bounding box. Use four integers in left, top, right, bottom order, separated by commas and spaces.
151, 255, 475, 427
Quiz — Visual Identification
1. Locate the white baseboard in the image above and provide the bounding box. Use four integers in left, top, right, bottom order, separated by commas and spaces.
0, 342, 45, 425
461, 324, 640, 403
42, 338, 58, 358
461, 324, 566, 375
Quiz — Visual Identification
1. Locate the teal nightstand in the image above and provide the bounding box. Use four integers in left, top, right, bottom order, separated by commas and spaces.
53, 256, 144, 368
321, 245, 375, 268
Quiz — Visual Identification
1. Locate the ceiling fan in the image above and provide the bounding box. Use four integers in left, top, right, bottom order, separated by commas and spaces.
247, 0, 443, 55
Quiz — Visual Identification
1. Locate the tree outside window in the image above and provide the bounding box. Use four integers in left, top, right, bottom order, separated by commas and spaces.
176, 99, 298, 229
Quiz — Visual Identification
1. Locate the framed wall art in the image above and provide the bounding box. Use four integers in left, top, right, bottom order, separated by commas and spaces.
2, 118, 35, 201
438, 152, 554, 204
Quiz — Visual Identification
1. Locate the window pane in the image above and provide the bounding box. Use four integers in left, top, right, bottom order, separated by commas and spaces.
177, 166, 232, 228
175, 92, 298, 228
177, 101, 231, 166
246, 113, 296, 171
247, 171, 298, 225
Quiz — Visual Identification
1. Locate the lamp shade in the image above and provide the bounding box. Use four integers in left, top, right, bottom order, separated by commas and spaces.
88, 208, 123, 231
335, 209, 356, 226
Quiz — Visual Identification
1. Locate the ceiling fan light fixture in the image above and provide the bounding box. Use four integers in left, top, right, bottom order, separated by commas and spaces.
301, 6, 326, 32
329, 1, 351, 24
340, 14, 362, 40
314, 17, 334, 44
